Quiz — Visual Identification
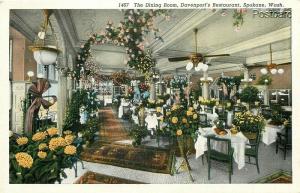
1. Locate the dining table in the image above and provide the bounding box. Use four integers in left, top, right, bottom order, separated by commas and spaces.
261, 124, 284, 145
194, 127, 248, 170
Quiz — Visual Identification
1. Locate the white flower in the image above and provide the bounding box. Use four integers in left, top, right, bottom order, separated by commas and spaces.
78, 132, 83, 138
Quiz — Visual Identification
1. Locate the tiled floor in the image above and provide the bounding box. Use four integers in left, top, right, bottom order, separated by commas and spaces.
62, 138, 292, 184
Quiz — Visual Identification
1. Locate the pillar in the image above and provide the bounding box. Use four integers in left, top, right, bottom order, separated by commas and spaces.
57, 69, 68, 134
158, 75, 163, 95
202, 71, 209, 99
263, 85, 269, 105
150, 81, 156, 100
243, 68, 250, 86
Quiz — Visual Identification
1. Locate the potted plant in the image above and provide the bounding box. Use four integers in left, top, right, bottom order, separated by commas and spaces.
240, 86, 259, 109
129, 125, 148, 146
233, 111, 265, 139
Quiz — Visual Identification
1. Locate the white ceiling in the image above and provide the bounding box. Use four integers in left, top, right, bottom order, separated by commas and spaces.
10, 9, 291, 74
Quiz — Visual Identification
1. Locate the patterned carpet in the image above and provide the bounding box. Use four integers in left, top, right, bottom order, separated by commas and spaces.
98, 108, 130, 142
81, 142, 175, 174
75, 171, 145, 184
250, 170, 292, 183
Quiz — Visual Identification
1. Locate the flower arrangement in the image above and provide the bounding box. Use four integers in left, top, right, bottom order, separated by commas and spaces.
9, 129, 79, 183
199, 97, 217, 107
138, 82, 149, 92
111, 71, 131, 86
129, 125, 148, 146
164, 105, 199, 140
233, 111, 265, 133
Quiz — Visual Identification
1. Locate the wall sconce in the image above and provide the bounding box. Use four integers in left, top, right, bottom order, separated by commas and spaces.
27, 71, 34, 81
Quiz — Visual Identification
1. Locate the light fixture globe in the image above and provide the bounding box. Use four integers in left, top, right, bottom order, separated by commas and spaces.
260, 68, 268, 75
186, 62, 193, 71
278, 68, 284, 74
32, 46, 59, 65
270, 68, 277, 75
202, 64, 209, 72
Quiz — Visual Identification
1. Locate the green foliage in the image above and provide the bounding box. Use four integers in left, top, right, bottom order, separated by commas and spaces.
240, 86, 259, 104
129, 125, 148, 146
214, 119, 226, 130
257, 74, 272, 85
217, 75, 243, 100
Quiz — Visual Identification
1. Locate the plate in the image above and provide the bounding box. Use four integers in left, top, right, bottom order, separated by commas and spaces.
214, 128, 228, 136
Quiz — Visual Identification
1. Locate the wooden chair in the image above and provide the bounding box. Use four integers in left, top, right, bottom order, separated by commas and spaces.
122, 106, 131, 120
245, 130, 261, 174
205, 107, 213, 114
199, 113, 208, 127
276, 123, 292, 160
207, 135, 234, 183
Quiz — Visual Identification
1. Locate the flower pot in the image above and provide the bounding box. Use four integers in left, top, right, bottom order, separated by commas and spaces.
242, 131, 257, 140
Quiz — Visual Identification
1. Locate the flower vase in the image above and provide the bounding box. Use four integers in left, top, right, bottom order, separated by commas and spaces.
242, 131, 258, 140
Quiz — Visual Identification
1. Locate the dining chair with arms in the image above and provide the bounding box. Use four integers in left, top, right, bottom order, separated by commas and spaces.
204, 107, 213, 114
207, 135, 234, 183
245, 130, 261, 174
199, 113, 208, 127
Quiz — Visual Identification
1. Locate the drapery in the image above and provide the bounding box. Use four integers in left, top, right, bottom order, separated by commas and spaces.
24, 78, 57, 134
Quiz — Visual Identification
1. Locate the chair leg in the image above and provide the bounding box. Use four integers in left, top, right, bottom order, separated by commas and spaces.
228, 162, 231, 184
208, 158, 211, 180
276, 142, 278, 154
255, 157, 260, 174
231, 160, 233, 175
80, 159, 85, 169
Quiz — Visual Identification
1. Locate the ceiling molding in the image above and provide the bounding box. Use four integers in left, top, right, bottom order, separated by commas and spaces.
246, 49, 291, 64
150, 10, 220, 54
209, 26, 291, 55
9, 10, 36, 41
53, 10, 79, 50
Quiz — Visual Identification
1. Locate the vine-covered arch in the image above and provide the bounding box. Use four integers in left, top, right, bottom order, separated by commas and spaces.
68, 9, 170, 81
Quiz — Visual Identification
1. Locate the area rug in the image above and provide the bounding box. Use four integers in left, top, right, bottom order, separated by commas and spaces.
74, 171, 145, 184
250, 170, 292, 183
98, 108, 130, 142
81, 143, 175, 174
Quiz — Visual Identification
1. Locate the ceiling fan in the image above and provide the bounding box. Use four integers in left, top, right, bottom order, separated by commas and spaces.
243, 44, 288, 75
168, 28, 230, 71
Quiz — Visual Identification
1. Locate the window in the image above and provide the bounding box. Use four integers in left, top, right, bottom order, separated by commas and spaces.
269, 89, 292, 106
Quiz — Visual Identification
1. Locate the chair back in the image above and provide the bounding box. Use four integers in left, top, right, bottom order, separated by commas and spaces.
261, 108, 272, 119
207, 135, 232, 156
205, 107, 213, 114
248, 129, 261, 154
199, 113, 208, 127
284, 123, 292, 145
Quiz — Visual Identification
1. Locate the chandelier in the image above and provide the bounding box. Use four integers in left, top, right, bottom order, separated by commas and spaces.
260, 44, 284, 75
29, 10, 60, 67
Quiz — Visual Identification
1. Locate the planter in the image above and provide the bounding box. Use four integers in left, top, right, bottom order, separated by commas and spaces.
242, 131, 258, 140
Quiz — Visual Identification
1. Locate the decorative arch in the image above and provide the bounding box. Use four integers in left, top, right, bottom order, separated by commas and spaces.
67, 9, 170, 82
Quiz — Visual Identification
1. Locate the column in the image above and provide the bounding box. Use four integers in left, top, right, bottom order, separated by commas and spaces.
263, 85, 269, 105
202, 71, 209, 99
243, 68, 250, 86
57, 69, 68, 134
158, 75, 163, 95
150, 81, 156, 100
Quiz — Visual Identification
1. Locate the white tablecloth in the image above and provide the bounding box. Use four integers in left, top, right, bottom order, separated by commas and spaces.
145, 114, 158, 135
104, 98, 112, 106
118, 102, 130, 118
262, 124, 284, 145
195, 127, 248, 170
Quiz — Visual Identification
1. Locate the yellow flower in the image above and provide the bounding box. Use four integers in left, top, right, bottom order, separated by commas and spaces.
193, 114, 198, 120
188, 107, 194, 111
15, 152, 33, 169
182, 118, 187, 124
166, 111, 171, 116
64, 145, 77, 155
47, 127, 59, 136
37, 151, 47, 159
186, 111, 193, 116
63, 130, 72, 135
64, 134, 75, 145
16, 137, 28, 146
176, 129, 183, 136
156, 107, 161, 113
160, 117, 164, 122
171, 105, 178, 111
32, 132, 46, 141
38, 143, 48, 150
48, 137, 66, 151
171, 117, 178, 124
